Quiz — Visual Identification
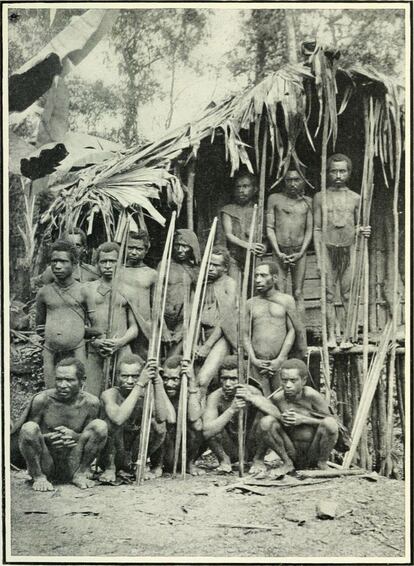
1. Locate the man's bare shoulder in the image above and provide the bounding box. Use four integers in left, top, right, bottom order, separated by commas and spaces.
313, 191, 321, 203
101, 387, 120, 403
267, 193, 282, 206
271, 389, 285, 404
274, 291, 295, 310
303, 385, 323, 401
206, 388, 223, 405
30, 390, 53, 411
80, 390, 101, 409
303, 195, 312, 206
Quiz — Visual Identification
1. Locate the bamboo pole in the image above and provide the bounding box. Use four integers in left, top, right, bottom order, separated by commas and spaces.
382, 92, 401, 477
173, 219, 218, 477
342, 321, 392, 468
237, 205, 258, 477
136, 212, 176, 485
319, 101, 332, 401
186, 159, 196, 232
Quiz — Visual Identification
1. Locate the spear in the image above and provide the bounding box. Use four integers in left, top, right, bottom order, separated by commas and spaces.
135, 211, 176, 485
173, 218, 218, 477
103, 211, 129, 390
237, 204, 258, 477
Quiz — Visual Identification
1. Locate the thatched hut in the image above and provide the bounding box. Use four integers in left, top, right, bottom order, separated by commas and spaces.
37, 46, 406, 475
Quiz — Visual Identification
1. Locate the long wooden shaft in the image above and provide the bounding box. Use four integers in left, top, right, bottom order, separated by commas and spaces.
320, 102, 331, 400
181, 373, 188, 478
187, 218, 218, 362
237, 204, 258, 477
186, 160, 196, 232
382, 91, 401, 477
136, 212, 176, 485
343, 321, 392, 468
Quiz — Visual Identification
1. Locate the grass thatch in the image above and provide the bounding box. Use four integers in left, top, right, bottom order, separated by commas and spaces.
42, 46, 404, 239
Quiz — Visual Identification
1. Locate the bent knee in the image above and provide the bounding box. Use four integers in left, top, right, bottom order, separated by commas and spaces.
19, 421, 41, 439
259, 415, 278, 433
86, 419, 108, 439
320, 417, 338, 435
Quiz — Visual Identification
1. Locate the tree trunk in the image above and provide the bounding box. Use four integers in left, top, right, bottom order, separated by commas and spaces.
284, 12, 298, 64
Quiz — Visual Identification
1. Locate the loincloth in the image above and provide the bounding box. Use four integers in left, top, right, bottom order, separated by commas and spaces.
326, 244, 351, 276
279, 244, 302, 255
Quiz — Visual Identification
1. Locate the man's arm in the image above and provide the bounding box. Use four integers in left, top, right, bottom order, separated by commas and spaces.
222, 212, 249, 251
35, 288, 47, 332
236, 385, 281, 420
203, 392, 243, 439
266, 196, 284, 258
152, 370, 170, 424
100, 365, 152, 427
82, 286, 101, 336
299, 200, 313, 257
196, 326, 222, 360
185, 362, 203, 431
108, 305, 139, 352
313, 193, 322, 269
243, 300, 259, 366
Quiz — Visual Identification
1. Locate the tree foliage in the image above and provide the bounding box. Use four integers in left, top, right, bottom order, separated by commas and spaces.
111, 9, 207, 145
228, 9, 405, 86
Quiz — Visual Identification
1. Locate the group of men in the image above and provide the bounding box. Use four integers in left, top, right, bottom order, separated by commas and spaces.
12, 152, 369, 491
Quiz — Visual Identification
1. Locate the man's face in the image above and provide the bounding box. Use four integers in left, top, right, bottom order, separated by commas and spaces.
280, 368, 306, 399
51, 251, 74, 281
284, 171, 305, 197
208, 254, 226, 282
327, 160, 350, 188
127, 239, 147, 265
254, 265, 275, 294
234, 176, 256, 205
162, 366, 181, 399
173, 238, 192, 263
220, 369, 239, 400
55, 365, 81, 401
67, 234, 85, 258
98, 250, 119, 279
117, 363, 142, 396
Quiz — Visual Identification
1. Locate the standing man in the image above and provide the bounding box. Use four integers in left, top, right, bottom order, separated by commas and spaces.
99, 355, 167, 482
202, 356, 280, 474
220, 172, 266, 281
120, 231, 158, 357
162, 229, 200, 356
313, 154, 371, 347
254, 359, 339, 475
34, 228, 98, 287
156, 357, 206, 475
195, 246, 238, 398
85, 242, 138, 397
36, 240, 99, 389
14, 358, 107, 491
266, 167, 313, 322
244, 262, 297, 396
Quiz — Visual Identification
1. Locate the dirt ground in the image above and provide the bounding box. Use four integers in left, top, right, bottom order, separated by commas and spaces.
9, 466, 406, 560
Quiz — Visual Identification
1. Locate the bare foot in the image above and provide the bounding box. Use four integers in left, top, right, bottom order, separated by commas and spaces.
32, 476, 54, 492
249, 461, 267, 476
151, 465, 163, 478
72, 472, 95, 489
317, 461, 329, 470
269, 462, 295, 478
99, 469, 117, 483
216, 462, 232, 474
188, 462, 206, 476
